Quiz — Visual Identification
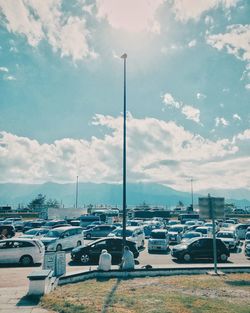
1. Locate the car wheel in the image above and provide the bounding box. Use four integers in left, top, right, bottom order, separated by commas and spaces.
183, 253, 191, 262
86, 233, 91, 239
80, 254, 90, 264
148, 249, 152, 254
219, 253, 228, 262
77, 241, 82, 246
141, 240, 145, 247
56, 244, 62, 251
20, 255, 33, 266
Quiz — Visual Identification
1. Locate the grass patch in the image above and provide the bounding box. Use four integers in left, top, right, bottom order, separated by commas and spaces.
41, 274, 250, 313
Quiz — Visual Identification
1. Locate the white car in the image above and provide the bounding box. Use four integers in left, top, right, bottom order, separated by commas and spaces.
41, 226, 84, 251
195, 226, 213, 237
0, 238, 44, 266
148, 229, 169, 253
108, 226, 145, 249
19, 228, 49, 239
216, 231, 238, 250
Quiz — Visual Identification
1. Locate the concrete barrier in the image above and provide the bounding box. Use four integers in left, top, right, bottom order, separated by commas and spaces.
58, 265, 250, 286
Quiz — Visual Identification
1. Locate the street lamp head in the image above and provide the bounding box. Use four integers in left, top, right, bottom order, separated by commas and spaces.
121, 53, 127, 59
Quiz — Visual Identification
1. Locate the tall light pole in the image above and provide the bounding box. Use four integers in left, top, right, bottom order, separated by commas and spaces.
121, 53, 127, 248
190, 177, 194, 210
75, 175, 79, 209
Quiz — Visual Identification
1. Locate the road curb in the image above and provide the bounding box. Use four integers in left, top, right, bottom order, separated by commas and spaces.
58, 265, 250, 286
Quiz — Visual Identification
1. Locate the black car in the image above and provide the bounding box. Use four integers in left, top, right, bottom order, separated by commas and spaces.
171, 237, 230, 262
71, 237, 139, 264
0, 225, 15, 238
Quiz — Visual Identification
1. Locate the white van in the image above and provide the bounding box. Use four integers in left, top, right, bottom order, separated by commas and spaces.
0, 238, 44, 266
108, 226, 145, 249
41, 226, 84, 251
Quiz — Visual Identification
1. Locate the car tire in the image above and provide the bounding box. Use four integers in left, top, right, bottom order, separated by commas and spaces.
20, 255, 33, 266
219, 253, 228, 262
183, 253, 191, 262
56, 244, 62, 251
80, 254, 90, 264
77, 241, 82, 246
86, 234, 91, 239
148, 249, 152, 254
141, 240, 145, 247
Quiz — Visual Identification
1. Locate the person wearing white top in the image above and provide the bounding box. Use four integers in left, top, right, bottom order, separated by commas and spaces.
121, 246, 135, 270
98, 249, 112, 271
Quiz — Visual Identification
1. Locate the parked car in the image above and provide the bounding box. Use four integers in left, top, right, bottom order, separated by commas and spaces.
216, 231, 238, 250
84, 225, 116, 239
168, 225, 187, 244
148, 229, 169, 253
71, 237, 139, 264
235, 224, 250, 240
69, 220, 80, 226
0, 225, 15, 238
181, 231, 202, 244
41, 226, 84, 251
195, 226, 213, 237
23, 220, 46, 232
245, 232, 250, 246
245, 243, 250, 257
108, 226, 145, 249
0, 238, 45, 266
171, 237, 230, 262
19, 228, 50, 239
43, 220, 67, 229
13, 221, 24, 232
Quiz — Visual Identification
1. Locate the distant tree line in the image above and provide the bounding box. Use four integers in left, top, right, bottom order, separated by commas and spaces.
28, 194, 60, 211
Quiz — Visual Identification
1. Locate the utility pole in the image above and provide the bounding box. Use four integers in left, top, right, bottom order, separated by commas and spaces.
121, 53, 127, 249
75, 176, 79, 209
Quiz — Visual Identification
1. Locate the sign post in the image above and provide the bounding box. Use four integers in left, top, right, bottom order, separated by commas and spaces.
199, 195, 225, 275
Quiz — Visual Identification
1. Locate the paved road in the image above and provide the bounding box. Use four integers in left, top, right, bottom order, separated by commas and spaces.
0, 239, 249, 289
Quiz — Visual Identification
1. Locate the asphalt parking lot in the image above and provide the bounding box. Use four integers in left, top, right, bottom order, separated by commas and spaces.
0, 239, 249, 289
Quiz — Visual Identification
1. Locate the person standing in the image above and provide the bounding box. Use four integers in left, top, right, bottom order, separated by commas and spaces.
98, 249, 112, 271
121, 246, 135, 270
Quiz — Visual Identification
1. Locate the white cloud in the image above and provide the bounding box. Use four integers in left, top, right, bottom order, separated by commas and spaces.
188, 39, 197, 48
0, 67, 9, 73
233, 113, 241, 121
1, 114, 245, 192
0, 0, 95, 61
235, 129, 250, 141
197, 92, 206, 100
181, 105, 200, 123
245, 84, 250, 90
162, 92, 201, 123
162, 93, 181, 109
207, 24, 250, 61
215, 117, 229, 127
170, 0, 238, 22
95, 0, 164, 33
3, 75, 16, 81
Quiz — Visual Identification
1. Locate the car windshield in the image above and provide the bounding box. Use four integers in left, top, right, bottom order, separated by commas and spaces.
217, 232, 234, 238
170, 227, 183, 232
25, 229, 38, 235
196, 228, 207, 234
151, 232, 166, 239
113, 229, 133, 237
183, 233, 200, 239
46, 230, 62, 238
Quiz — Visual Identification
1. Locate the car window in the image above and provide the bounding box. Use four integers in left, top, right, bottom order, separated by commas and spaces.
13, 241, 34, 248
92, 240, 106, 248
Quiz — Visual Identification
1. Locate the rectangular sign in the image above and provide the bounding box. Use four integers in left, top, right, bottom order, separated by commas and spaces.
199, 197, 225, 219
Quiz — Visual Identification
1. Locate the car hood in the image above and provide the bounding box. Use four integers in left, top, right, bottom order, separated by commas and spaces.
19, 235, 35, 239
41, 237, 57, 243
168, 232, 179, 235
173, 244, 188, 250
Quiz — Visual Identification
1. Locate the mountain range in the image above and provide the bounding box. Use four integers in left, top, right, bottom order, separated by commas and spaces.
0, 182, 249, 209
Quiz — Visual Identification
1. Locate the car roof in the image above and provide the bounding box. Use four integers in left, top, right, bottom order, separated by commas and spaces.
51, 226, 82, 231
0, 238, 41, 242
151, 229, 168, 233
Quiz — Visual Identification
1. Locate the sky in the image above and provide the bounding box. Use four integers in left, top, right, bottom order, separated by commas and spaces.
0, 0, 249, 193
